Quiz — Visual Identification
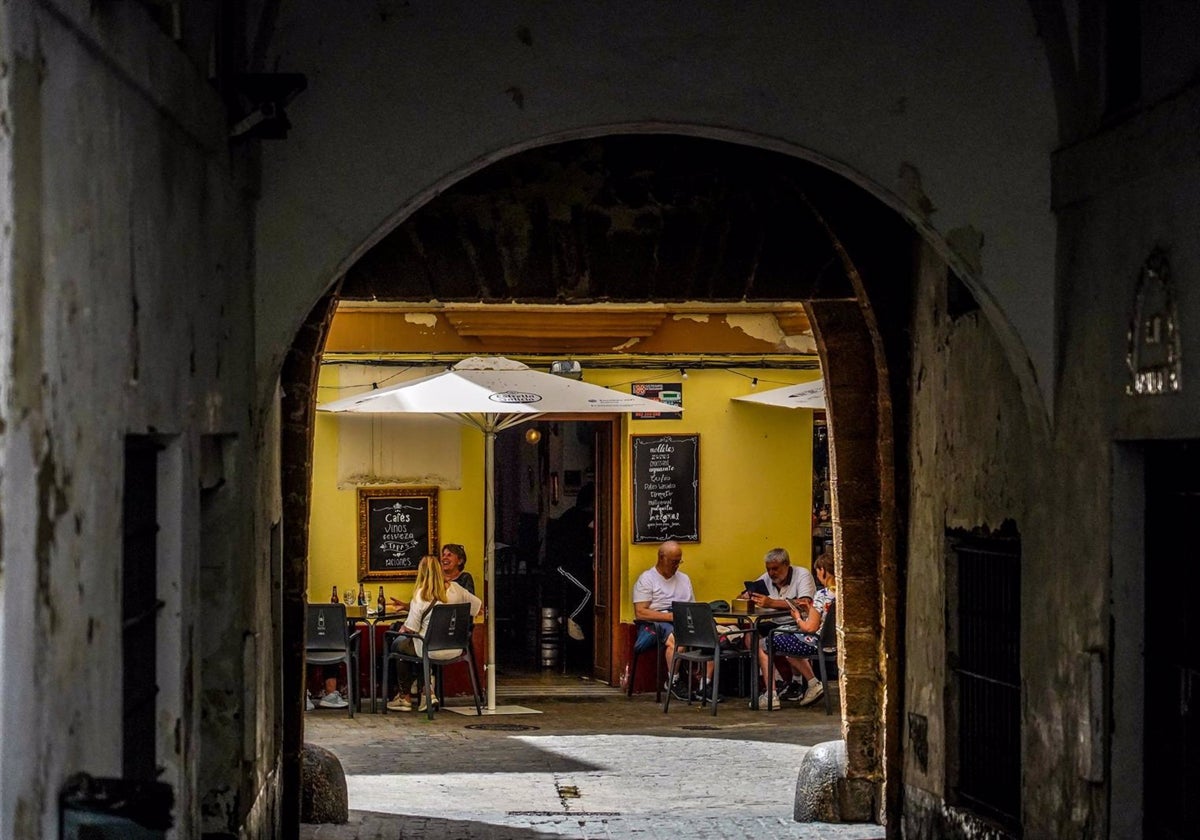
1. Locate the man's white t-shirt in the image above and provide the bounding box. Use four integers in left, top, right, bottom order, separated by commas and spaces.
755, 565, 816, 601
633, 567, 696, 612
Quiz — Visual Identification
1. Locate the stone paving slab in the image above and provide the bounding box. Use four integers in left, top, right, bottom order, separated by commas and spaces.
304, 811, 884, 839
301, 693, 884, 839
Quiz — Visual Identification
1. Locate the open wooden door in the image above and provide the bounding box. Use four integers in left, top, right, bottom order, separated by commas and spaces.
592, 422, 617, 682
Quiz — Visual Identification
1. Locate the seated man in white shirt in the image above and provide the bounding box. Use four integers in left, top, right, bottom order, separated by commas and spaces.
633, 540, 713, 700
740, 547, 816, 701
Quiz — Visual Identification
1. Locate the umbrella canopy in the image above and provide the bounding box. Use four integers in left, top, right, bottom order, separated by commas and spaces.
320, 355, 672, 419
319, 356, 681, 710
732, 377, 826, 410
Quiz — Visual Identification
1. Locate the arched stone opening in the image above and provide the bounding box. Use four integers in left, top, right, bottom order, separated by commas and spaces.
278, 134, 916, 832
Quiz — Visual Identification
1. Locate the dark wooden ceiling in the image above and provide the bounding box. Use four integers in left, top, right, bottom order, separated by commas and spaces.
341, 135, 912, 305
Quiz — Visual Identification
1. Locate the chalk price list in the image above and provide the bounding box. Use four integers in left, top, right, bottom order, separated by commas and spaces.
633, 434, 698, 543
375, 502, 423, 567
644, 441, 681, 528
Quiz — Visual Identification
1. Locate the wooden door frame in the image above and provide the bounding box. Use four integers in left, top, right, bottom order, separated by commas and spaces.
535, 413, 621, 685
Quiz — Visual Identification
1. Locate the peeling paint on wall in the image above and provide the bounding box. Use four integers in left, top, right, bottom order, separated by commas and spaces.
897, 162, 936, 218
404, 312, 438, 328
725, 313, 783, 345
945, 226, 984, 280
35, 438, 68, 634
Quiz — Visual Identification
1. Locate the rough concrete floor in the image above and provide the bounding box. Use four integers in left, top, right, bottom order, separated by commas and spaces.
300, 686, 885, 839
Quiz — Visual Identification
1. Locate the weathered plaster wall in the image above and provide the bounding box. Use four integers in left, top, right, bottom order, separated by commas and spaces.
903, 242, 1038, 837
0, 2, 271, 837
257, 0, 1057, 412
1047, 81, 1200, 838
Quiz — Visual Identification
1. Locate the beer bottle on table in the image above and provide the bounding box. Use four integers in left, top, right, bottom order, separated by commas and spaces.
357, 583, 366, 606
330, 586, 339, 604
377, 586, 386, 614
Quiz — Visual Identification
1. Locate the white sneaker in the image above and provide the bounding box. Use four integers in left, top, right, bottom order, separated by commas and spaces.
319, 690, 349, 709
306, 694, 315, 711
799, 681, 825, 706
417, 692, 440, 712
386, 694, 412, 712
754, 691, 781, 709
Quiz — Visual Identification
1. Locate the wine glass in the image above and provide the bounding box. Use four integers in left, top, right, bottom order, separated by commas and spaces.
345, 584, 357, 606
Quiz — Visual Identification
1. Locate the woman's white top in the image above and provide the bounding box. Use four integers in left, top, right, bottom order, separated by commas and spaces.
403, 581, 482, 658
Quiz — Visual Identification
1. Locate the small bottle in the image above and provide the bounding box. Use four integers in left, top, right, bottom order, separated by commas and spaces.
377, 586, 386, 614
357, 583, 366, 606
330, 586, 339, 604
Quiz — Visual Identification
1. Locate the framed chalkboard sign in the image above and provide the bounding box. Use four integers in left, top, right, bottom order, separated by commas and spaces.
631, 434, 700, 543
357, 487, 439, 580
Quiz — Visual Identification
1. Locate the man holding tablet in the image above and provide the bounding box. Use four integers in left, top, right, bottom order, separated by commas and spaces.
740, 547, 815, 703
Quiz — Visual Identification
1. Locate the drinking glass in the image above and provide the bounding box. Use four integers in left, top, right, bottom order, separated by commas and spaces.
345, 585, 357, 606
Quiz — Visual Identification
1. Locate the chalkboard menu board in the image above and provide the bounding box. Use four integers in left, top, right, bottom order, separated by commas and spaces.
358, 487, 439, 580
631, 434, 700, 543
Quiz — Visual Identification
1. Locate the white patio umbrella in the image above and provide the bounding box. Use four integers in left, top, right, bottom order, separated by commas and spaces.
732, 377, 826, 409
319, 356, 681, 710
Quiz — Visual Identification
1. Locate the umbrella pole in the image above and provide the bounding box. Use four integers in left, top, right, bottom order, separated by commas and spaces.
484, 427, 497, 711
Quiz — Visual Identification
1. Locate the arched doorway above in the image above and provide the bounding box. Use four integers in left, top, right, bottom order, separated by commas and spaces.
282, 133, 916, 827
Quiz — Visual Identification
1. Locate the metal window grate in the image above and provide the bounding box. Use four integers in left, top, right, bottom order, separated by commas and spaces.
953, 536, 1021, 826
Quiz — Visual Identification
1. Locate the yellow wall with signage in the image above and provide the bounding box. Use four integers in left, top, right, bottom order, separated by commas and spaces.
308, 364, 818, 620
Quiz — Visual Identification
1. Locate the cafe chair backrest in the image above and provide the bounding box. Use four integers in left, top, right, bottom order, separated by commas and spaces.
306, 603, 349, 652
423, 603, 473, 654
819, 601, 837, 652
671, 601, 719, 650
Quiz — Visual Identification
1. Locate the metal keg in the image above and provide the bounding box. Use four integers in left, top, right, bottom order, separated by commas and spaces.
539, 606, 561, 668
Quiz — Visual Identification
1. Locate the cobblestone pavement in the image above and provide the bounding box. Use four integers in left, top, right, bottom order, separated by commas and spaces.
301, 689, 885, 839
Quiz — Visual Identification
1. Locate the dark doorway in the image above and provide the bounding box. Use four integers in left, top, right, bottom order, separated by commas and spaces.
1145, 441, 1200, 838
493, 420, 609, 681
122, 436, 161, 782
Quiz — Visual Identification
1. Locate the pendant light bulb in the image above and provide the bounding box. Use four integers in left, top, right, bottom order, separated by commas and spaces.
524, 427, 542, 446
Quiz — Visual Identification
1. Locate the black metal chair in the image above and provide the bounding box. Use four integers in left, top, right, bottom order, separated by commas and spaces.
381, 603, 482, 720
383, 619, 436, 706
305, 603, 361, 717
765, 602, 837, 714
627, 619, 664, 703
664, 601, 750, 716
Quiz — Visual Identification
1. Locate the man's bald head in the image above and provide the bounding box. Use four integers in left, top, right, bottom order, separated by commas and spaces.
656, 541, 684, 578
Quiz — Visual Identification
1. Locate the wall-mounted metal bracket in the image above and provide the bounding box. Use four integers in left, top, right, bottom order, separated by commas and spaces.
229, 73, 307, 141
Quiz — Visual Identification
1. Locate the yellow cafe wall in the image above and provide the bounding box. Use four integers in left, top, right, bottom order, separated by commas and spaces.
308, 364, 486, 609
307, 362, 817, 622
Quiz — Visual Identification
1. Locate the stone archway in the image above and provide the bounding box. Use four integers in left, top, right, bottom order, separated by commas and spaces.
280, 134, 914, 833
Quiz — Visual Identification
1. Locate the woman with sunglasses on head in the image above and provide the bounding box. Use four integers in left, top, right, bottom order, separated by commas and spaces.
440, 543, 475, 594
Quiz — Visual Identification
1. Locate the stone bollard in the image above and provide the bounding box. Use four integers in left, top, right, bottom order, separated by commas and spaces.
301, 743, 348, 824
794, 739, 847, 822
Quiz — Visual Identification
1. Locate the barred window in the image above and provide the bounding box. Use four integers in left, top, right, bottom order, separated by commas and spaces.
948, 531, 1021, 829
